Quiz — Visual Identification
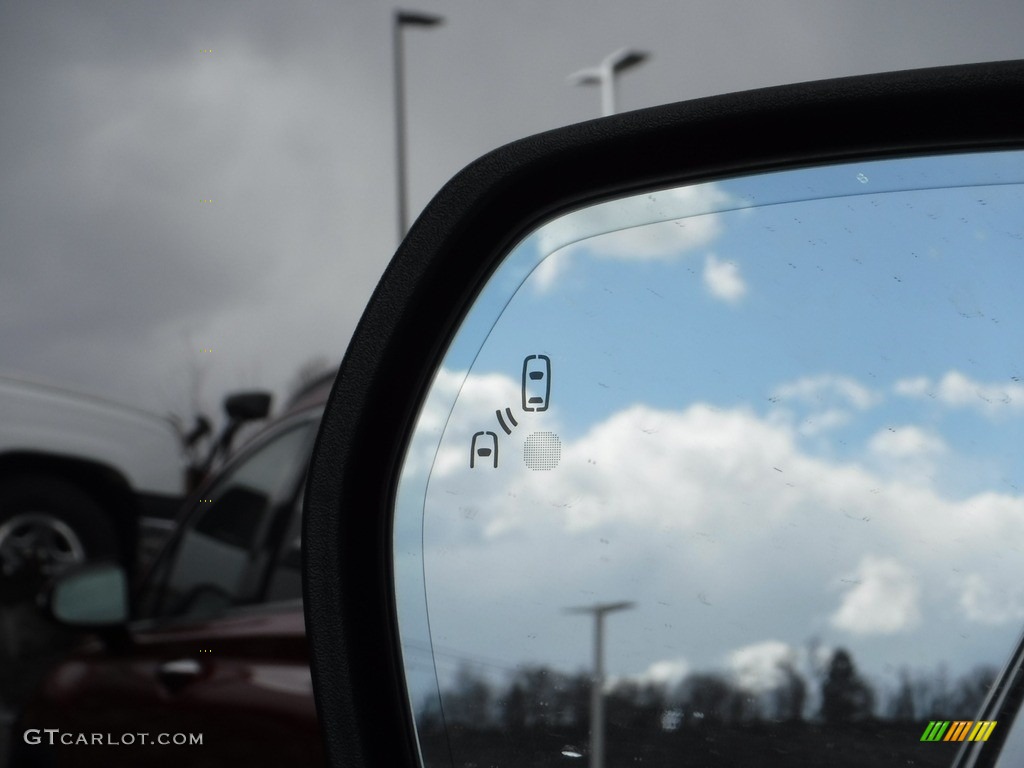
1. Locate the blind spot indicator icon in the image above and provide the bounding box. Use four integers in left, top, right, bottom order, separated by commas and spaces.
522, 355, 551, 412
470, 431, 499, 468
496, 408, 518, 434
524, 431, 561, 471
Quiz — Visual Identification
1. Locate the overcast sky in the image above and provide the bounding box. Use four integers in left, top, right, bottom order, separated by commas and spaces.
3, 0, 1024, 424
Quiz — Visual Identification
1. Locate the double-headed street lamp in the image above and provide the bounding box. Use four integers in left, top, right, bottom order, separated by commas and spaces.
393, 9, 443, 245
569, 48, 649, 117
566, 600, 636, 768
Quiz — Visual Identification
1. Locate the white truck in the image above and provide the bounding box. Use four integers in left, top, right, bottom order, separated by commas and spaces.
0, 375, 272, 604
0, 376, 187, 601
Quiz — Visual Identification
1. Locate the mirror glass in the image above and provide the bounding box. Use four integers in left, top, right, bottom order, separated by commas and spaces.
395, 149, 1024, 767
52, 564, 128, 625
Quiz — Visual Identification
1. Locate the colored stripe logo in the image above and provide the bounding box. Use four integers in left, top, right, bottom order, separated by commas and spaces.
920, 720, 997, 742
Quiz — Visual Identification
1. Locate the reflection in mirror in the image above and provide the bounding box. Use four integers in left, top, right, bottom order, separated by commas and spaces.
52, 564, 128, 626
395, 150, 1024, 767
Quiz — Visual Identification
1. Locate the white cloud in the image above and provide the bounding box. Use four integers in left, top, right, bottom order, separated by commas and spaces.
868, 426, 946, 460
830, 556, 921, 635
867, 426, 948, 486
410, 369, 1024, 680
797, 408, 851, 436
630, 658, 691, 689
959, 573, 1024, 626
774, 374, 880, 411
770, 374, 880, 438
428, 378, 1024, 555
531, 251, 572, 293
702, 254, 746, 304
728, 641, 796, 692
517, 402, 800, 534
584, 215, 723, 262
531, 183, 737, 292
536, 183, 735, 260
894, 371, 1024, 416
893, 376, 930, 399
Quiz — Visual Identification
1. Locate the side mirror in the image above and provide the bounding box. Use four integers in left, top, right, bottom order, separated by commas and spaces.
303, 61, 1024, 768
224, 391, 272, 422
191, 391, 274, 483
49, 563, 128, 627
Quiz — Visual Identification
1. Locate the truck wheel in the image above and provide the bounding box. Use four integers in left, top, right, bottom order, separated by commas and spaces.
0, 476, 119, 605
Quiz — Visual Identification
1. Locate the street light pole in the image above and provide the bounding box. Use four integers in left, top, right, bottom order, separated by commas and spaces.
568, 48, 649, 117
566, 601, 635, 768
393, 9, 443, 246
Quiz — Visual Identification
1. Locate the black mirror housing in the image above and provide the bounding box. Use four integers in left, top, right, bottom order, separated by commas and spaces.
303, 60, 1024, 768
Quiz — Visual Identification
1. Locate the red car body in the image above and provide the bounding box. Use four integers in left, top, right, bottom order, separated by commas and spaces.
12, 377, 331, 767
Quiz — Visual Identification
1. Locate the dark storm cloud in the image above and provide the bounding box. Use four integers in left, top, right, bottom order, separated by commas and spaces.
2, 0, 1023, 416
1, 1, 394, 414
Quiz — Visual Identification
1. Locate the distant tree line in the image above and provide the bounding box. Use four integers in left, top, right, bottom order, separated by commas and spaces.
415, 649, 997, 768
422, 648, 994, 729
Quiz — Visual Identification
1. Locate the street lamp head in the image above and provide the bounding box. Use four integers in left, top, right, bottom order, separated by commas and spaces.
600, 600, 636, 614
605, 48, 649, 74
396, 9, 444, 27
567, 67, 603, 87
569, 48, 650, 117
564, 601, 636, 616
